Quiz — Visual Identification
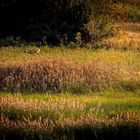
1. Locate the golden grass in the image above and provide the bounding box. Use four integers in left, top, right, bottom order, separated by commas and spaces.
0, 46, 140, 65
0, 91, 140, 139
102, 22, 140, 50
0, 57, 140, 93
1, 112, 140, 129
0, 23, 140, 93
0, 94, 140, 123
0, 89, 140, 139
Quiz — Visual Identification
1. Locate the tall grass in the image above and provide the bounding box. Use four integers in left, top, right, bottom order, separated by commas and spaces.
0, 23, 140, 93
0, 46, 139, 64
0, 94, 140, 140
102, 22, 140, 50
0, 114, 140, 140
0, 94, 140, 120
0, 57, 140, 93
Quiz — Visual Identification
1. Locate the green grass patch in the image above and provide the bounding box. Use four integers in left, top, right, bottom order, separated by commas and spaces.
0, 46, 140, 66
0, 92, 140, 120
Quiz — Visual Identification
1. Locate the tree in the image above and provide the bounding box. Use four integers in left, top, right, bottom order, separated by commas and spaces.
0, 0, 128, 45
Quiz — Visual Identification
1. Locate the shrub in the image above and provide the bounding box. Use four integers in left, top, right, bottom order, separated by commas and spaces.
0, 37, 21, 47
85, 15, 117, 47
0, 0, 131, 45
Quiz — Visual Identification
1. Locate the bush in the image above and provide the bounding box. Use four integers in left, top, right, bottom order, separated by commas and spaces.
0, 0, 135, 45
85, 15, 117, 46
0, 37, 23, 47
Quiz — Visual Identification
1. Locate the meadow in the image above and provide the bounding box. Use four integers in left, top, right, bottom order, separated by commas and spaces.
0, 22, 140, 140
0, 93, 140, 140
0, 46, 140, 93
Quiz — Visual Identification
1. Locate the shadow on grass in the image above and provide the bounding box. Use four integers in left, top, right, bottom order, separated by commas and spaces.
0, 123, 140, 140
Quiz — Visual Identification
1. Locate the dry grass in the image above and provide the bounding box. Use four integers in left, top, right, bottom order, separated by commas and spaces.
0, 114, 139, 140
0, 57, 140, 93
0, 94, 140, 139
102, 22, 140, 50
0, 94, 140, 119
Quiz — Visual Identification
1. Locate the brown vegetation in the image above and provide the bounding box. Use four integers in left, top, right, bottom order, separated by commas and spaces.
0, 57, 139, 93
0, 112, 140, 140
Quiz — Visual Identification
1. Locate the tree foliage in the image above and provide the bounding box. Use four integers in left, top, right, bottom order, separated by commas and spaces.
0, 0, 136, 45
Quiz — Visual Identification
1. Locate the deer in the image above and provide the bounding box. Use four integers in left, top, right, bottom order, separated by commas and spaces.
24, 47, 40, 54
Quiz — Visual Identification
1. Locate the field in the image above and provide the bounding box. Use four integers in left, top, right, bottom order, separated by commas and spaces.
0, 93, 140, 140
0, 23, 140, 139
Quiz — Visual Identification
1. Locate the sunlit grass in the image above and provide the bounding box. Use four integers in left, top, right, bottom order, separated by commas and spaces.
0, 92, 140, 139
0, 92, 140, 121
0, 6, 140, 140
0, 22, 140, 139
103, 22, 140, 51
0, 46, 140, 66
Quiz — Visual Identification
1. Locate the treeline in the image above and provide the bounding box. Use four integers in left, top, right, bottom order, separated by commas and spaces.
0, 0, 139, 45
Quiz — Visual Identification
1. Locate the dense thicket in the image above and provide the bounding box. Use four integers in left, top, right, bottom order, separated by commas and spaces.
0, 0, 139, 45
0, 0, 86, 44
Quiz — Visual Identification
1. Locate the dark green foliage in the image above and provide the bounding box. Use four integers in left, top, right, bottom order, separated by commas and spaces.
0, 0, 87, 45
85, 15, 116, 46
0, 0, 139, 45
